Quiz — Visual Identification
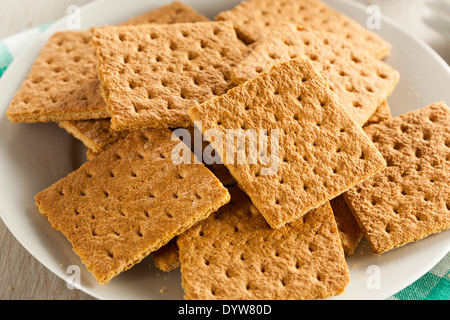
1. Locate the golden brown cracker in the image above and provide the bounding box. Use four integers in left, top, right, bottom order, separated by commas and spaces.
151, 238, 180, 272
231, 24, 399, 126
189, 57, 386, 229
216, 0, 391, 59
330, 195, 363, 256
93, 21, 243, 131
178, 186, 349, 300
59, 119, 129, 154
7, 2, 210, 124
173, 126, 235, 187
6, 29, 109, 123
86, 149, 98, 161
35, 128, 230, 285
344, 102, 450, 254
123, 1, 208, 26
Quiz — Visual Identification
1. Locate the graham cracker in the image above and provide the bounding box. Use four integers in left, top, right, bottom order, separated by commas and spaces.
152, 192, 362, 273
344, 102, 450, 254
329, 100, 390, 256
151, 238, 180, 272
6, 29, 110, 123
85, 125, 237, 185
59, 119, 129, 154
34, 128, 230, 285
231, 24, 399, 126
215, 0, 391, 59
7, 2, 209, 124
330, 195, 363, 256
93, 21, 244, 131
364, 100, 391, 127
152, 193, 364, 273
178, 186, 350, 300
189, 57, 386, 229
123, 1, 208, 26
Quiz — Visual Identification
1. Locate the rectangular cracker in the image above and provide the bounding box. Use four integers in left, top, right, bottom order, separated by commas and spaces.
6, 29, 110, 123
34, 128, 230, 285
216, 0, 391, 59
93, 21, 244, 131
330, 195, 363, 256
231, 24, 399, 126
59, 119, 129, 154
153, 192, 364, 272
7, 2, 209, 123
83, 124, 237, 186
189, 57, 386, 229
344, 102, 450, 254
178, 186, 349, 300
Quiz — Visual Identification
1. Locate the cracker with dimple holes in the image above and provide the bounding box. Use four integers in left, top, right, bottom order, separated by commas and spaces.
344, 102, 450, 255
215, 0, 391, 59
330, 101, 391, 256
157, 99, 391, 267
57, 3, 209, 151
179, 126, 236, 187
34, 128, 230, 285
189, 57, 386, 229
231, 25, 399, 126
123, 1, 209, 26
93, 21, 244, 131
6, 1, 209, 123
178, 186, 349, 300
59, 119, 129, 154
6, 29, 110, 123
153, 194, 364, 272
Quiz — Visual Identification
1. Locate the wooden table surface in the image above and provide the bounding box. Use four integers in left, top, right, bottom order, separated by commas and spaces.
0, 0, 449, 300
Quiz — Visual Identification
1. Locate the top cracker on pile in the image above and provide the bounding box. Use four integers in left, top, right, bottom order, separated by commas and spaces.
6, 0, 450, 300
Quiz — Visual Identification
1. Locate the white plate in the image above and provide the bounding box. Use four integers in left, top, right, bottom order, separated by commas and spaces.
0, 0, 449, 300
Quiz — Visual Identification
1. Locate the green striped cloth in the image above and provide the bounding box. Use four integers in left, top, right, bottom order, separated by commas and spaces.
390, 252, 450, 300
0, 25, 449, 301
0, 23, 54, 77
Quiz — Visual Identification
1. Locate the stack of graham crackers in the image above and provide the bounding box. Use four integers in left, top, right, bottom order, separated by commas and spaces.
6, 0, 449, 300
